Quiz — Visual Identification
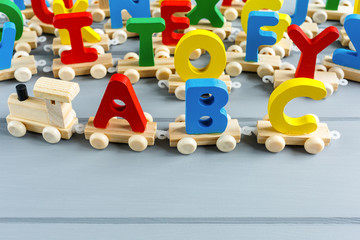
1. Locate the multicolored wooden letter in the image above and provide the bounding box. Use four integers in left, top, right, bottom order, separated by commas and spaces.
175, 30, 226, 81
31, 0, 73, 24
0, 0, 23, 40
290, 0, 309, 26
186, 78, 229, 134
268, 78, 327, 135
325, 0, 340, 11
245, 11, 278, 62
187, 0, 224, 27
0, 22, 16, 70
108, 0, 151, 29
288, 24, 339, 79
53, 12, 98, 64
161, 0, 191, 46
126, 18, 165, 67
94, 74, 148, 133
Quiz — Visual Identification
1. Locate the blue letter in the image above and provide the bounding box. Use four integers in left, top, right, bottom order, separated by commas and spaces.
14, 0, 25, 10
185, 78, 229, 134
0, 22, 16, 70
291, 0, 309, 26
246, 11, 278, 62
109, 0, 151, 29
333, 14, 360, 70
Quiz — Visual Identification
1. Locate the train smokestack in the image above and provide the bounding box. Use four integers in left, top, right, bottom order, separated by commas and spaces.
16, 84, 29, 101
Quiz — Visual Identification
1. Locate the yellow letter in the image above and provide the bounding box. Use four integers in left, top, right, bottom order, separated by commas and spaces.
53, 0, 101, 45
268, 78, 327, 135
174, 29, 226, 81
241, 0, 291, 43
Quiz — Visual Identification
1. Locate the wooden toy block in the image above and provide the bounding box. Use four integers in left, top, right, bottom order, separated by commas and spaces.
0, 55, 37, 82
165, 74, 232, 101
300, 22, 320, 38
273, 70, 339, 97
219, 0, 245, 21
85, 116, 157, 151
28, 16, 56, 35
339, 27, 350, 47
257, 119, 331, 154
104, 19, 139, 39
52, 34, 110, 56
14, 30, 38, 53
307, 1, 353, 23
52, 53, 113, 81
235, 31, 293, 58
323, 55, 360, 82
225, 51, 282, 78
181, 20, 233, 41
87, 0, 111, 22
6, 77, 80, 143
117, 53, 175, 83
169, 118, 241, 154
22, 5, 35, 19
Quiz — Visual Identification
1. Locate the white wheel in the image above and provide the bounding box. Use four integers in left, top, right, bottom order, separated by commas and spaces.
175, 114, 185, 122
329, 67, 345, 79
94, 28, 105, 35
152, 8, 161, 18
29, 23, 43, 36
128, 135, 148, 152
272, 45, 285, 58
257, 64, 274, 78
14, 67, 32, 82
90, 64, 107, 79
304, 137, 325, 154
259, 47, 276, 56
240, 41, 246, 52
156, 67, 172, 80
124, 69, 140, 84
124, 52, 139, 60
8, 121, 26, 137
216, 135, 237, 152
113, 30, 128, 44
59, 66, 75, 81
175, 85, 186, 100
213, 29, 226, 40
227, 44, 243, 53
280, 62, 296, 71
54, 29, 60, 37
305, 16, 313, 23
184, 27, 197, 34
224, 8, 238, 21
144, 112, 153, 122
15, 42, 31, 53
92, 9, 106, 22
313, 10, 327, 24
58, 45, 72, 57
13, 51, 29, 59
189, 49, 202, 60
177, 137, 197, 155
340, 14, 349, 26
315, 64, 327, 72
349, 41, 355, 51
89, 132, 109, 150
303, 29, 313, 39
265, 135, 285, 153
324, 83, 334, 98
91, 44, 105, 55
340, 0, 352, 7
155, 46, 170, 55
226, 61, 242, 77
42, 126, 61, 144
155, 50, 170, 59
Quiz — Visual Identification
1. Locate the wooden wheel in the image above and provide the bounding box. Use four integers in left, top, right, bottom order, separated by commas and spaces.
177, 137, 197, 154
8, 121, 26, 137
90, 133, 109, 150
304, 137, 325, 154
175, 85, 186, 101
42, 126, 61, 144
128, 135, 148, 152
90, 64, 107, 79
216, 135, 237, 152
59, 66, 75, 81
265, 135, 285, 153
14, 67, 32, 82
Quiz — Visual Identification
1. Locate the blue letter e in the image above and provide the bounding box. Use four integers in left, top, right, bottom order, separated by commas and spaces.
185, 78, 229, 135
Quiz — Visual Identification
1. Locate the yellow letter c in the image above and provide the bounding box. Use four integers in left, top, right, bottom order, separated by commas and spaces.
174, 29, 226, 81
268, 78, 327, 135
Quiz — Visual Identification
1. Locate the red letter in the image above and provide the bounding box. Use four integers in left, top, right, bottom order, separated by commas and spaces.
288, 24, 339, 79
53, 12, 98, 64
222, 0, 232, 6
161, 0, 191, 46
31, 0, 73, 24
93, 74, 148, 133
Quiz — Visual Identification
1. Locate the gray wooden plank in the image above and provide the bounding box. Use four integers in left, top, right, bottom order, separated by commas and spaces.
0, 120, 359, 218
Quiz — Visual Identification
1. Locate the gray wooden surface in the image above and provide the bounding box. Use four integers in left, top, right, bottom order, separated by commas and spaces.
0, 0, 360, 239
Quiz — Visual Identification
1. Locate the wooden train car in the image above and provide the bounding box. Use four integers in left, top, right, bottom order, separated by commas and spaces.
307, 0, 353, 24
323, 55, 360, 82
14, 30, 38, 53
0, 54, 37, 83
7, 77, 81, 144
219, 0, 245, 21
